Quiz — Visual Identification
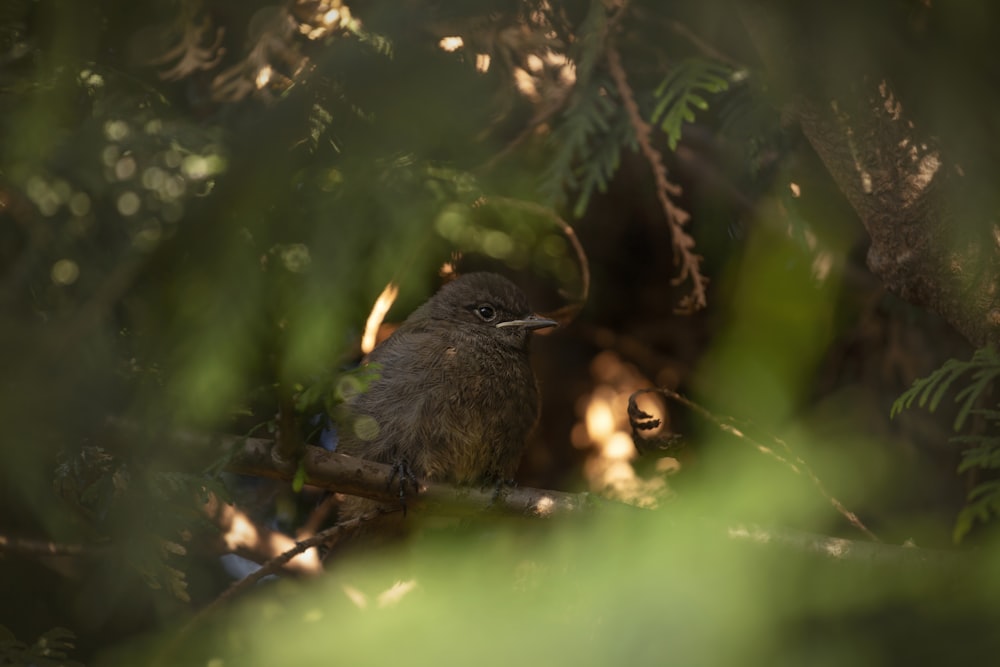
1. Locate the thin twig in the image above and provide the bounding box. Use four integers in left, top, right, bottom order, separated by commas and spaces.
0, 534, 108, 557
726, 522, 961, 569
628, 388, 881, 541
605, 44, 709, 313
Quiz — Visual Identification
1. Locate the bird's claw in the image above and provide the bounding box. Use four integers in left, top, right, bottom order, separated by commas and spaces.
483, 477, 516, 509
388, 459, 420, 516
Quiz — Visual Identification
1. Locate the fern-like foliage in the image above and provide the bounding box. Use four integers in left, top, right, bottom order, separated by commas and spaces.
892, 346, 1000, 541
651, 58, 732, 151
0, 626, 83, 667
572, 91, 636, 218
542, 40, 730, 218
890, 346, 1000, 430
539, 0, 627, 216
540, 74, 635, 217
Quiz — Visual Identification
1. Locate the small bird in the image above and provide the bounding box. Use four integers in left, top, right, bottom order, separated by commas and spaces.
336, 272, 557, 515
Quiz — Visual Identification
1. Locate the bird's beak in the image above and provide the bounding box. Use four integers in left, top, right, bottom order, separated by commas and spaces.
496, 314, 559, 331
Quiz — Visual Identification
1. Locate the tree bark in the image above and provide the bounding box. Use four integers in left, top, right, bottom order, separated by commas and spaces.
741, 4, 1000, 347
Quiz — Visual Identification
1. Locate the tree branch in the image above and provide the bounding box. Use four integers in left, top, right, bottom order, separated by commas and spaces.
225, 438, 596, 518
0, 535, 107, 557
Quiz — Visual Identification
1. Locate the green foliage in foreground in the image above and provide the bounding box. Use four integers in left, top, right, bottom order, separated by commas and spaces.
102, 500, 1000, 666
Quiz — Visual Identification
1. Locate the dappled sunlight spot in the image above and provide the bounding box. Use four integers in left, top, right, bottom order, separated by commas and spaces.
909, 151, 940, 192
482, 230, 514, 259
222, 507, 260, 551
266, 532, 321, 572
439, 260, 457, 279
475, 53, 491, 73
533, 495, 556, 517
513, 67, 540, 102
811, 251, 834, 283
280, 243, 311, 273
114, 155, 137, 180
822, 538, 850, 559
878, 79, 903, 121
51, 259, 79, 286
575, 351, 672, 508
656, 457, 681, 475
25, 176, 67, 216
439, 36, 464, 52
545, 48, 576, 85
103, 119, 129, 141
600, 460, 634, 485
727, 524, 770, 544
604, 432, 635, 460
116, 191, 141, 216
342, 584, 368, 609
789, 182, 801, 198
78, 68, 104, 88
256, 65, 273, 89
181, 153, 226, 180
584, 391, 616, 443
323, 8, 346, 26
377, 579, 417, 607
297, 0, 357, 41
859, 170, 872, 194
362, 281, 399, 354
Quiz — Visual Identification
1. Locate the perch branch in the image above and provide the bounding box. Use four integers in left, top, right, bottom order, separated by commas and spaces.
225, 438, 595, 519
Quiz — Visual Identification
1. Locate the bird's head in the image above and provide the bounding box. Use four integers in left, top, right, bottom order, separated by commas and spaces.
415, 272, 557, 348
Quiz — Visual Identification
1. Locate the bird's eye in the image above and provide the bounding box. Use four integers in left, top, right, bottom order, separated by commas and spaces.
475, 304, 497, 322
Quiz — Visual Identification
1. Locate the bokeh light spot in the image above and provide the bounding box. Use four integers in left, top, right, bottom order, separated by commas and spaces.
51, 259, 80, 285
115, 155, 137, 180
482, 230, 514, 259
117, 191, 141, 216
104, 120, 129, 141
280, 244, 311, 273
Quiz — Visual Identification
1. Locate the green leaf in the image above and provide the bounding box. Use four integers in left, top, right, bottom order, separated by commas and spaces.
292, 460, 307, 493
651, 58, 732, 151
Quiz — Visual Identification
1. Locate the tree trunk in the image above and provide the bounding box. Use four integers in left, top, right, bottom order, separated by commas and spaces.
742, 4, 1000, 347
